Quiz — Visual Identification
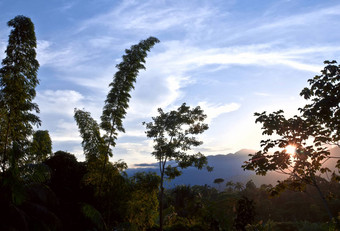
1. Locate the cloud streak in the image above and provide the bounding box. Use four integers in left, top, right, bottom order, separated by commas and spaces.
78, 0, 215, 34
198, 101, 240, 124
153, 42, 338, 73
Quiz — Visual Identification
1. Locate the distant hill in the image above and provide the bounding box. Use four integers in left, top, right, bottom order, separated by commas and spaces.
126, 147, 340, 189
126, 149, 265, 188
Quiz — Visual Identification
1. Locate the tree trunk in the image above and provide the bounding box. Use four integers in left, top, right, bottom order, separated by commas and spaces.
2, 114, 11, 171
98, 156, 108, 196
159, 171, 164, 231
99, 130, 114, 195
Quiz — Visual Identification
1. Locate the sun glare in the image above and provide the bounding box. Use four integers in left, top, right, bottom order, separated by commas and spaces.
285, 145, 296, 155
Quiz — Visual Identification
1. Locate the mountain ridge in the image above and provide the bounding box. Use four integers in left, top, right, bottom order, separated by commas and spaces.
126, 147, 340, 188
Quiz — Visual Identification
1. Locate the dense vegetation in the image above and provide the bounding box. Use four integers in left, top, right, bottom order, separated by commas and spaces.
0, 15, 339, 230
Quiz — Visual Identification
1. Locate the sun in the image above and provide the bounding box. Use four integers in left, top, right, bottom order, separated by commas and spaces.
285, 145, 296, 155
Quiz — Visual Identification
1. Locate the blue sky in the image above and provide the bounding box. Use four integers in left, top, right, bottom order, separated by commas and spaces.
1, 0, 339, 167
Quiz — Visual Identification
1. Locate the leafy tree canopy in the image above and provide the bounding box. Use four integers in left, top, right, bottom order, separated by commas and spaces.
144, 103, 211, 180
214, 178, 224, 184
144, 103, 211, 231
100, 36, 160, 149
74, 37, 159, 203
0, 15, 40, 171
28, 130, 52, 163
243, 60, 340, 225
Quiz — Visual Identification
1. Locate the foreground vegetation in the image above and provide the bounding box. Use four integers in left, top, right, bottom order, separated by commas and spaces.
0, 15, 339, 230
2, 148, 339, 230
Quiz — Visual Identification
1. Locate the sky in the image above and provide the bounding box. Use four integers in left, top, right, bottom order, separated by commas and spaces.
0, 0, 339, 167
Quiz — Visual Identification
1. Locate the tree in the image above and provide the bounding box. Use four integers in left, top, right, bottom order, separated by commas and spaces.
126, 172, 160, 231
44, 151, 90, 230
87, 160, 128, 228
245, 180, 256, 191
44, 151, 108, 231
0, 16, 64, 231
243, 180, 257, 200
74, 37, 159, 193
144, 103, 211, 231
28, 130, 52, 163
300, 60, 340, 150
213, 178, 224, 191
0, 15, 40, 171
234, 182, 244, 192
225, 180, 235, 192
100, 36, 160, 148
233, 196, 255, 231
243, 60, 340, 226
74, 37, 159, 230
0, 174, 62, 231
74, 109, 107, 168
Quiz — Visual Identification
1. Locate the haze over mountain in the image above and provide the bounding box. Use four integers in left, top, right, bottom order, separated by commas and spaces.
126, 149, 273, 188
127, 147, 340, 189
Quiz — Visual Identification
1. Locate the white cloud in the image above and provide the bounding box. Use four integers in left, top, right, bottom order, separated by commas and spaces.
103, 39, 337, 126
71, 146, 86, 161
127, 74, 192, 120
50, 119, 81, 142
184, 46, 325, 72
37, 39, 98, 70
223, 3, 340, 45
254, 92, 271, 97
36, 90, 84, 116
0, 40, 5, 60
198, 101, 240, 124
65, 67, 115, 94
33, 2, 340, 135
37, 40, 74, 67
78, 1, 215, 33
88, 36, 119, 49
258, 4, 340, 31
57, 2, 76, 12
114, 140, 155, 167
119, 129, 146, 138
157, 42, 340, 73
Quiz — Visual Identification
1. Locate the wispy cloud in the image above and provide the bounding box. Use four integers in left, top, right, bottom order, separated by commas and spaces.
258, 4, 340, 31
254, 92, 271, 97
37, 40, 97, 69
55, 38, 338, 129
57, 1, 76, 12
88, 36, 119, 49
167, 44, 335, 72
222, 3, 340, 46
198, 101, 240, 124
34, 0, 340, 126
78, 1, 215, 33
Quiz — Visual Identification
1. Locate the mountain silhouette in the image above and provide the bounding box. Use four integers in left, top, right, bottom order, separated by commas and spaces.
126, 147, 340, 189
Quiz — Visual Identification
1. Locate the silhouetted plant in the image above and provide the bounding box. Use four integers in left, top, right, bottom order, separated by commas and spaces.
234, 196, 255, 231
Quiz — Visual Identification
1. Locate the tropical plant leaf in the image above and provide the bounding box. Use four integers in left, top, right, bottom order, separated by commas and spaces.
80, 202, 107, 231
